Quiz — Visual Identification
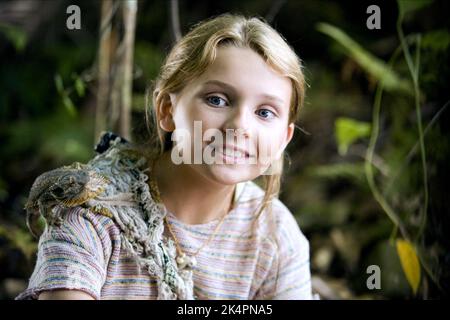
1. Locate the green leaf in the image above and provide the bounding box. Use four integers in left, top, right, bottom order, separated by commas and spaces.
75, 77, 85, 97
309, 162, 367, 186
396, 239, 421, 295
62, 94, 77, 117
0, 23, 27, 52
316, 22, 412, 94
398, 0, 433, 18
422, 29, 450, 51
0, 224, 37, 261
335, 117, 371, 156
54, 74, 64, 94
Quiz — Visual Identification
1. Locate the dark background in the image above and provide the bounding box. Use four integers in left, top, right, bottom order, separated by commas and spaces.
1, 0, 449, 299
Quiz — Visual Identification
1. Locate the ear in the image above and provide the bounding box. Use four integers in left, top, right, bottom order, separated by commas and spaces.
157, 93, 176, 132
285, 122, 295, 145
275, 122, 295, 159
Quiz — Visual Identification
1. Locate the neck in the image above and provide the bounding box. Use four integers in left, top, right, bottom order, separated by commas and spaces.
152, 151, 235, 225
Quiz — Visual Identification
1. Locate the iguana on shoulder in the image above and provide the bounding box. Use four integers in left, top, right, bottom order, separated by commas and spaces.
24, 162, 110, 238
24, 132, 149, 239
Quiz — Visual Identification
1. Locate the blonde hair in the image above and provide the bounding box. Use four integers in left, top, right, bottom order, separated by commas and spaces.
146, 13, 304, 207
145, 13, 306, 296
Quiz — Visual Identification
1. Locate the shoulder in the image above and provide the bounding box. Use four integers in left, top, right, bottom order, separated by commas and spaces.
24, 132, 147, 237
239, 181, 312, 299
42, 205, 120, 258
28, 131, 146, 201
270, 197, 309, 255
16, 206, 120, 300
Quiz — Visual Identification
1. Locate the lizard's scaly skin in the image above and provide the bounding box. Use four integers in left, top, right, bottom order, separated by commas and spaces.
25, 162, 109, 238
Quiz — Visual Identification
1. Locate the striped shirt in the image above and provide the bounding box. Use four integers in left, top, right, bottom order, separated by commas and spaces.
16, 180, 312, 300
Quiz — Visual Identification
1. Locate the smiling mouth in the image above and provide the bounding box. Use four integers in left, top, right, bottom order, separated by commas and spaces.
213, 145, 251, 157
213, 146, 253, 165
221, 148, 248, 158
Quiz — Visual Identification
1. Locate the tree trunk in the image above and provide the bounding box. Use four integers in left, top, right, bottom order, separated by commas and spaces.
95, 0, 137, 143
96, 0, 113, 142
120, 0, 137, 140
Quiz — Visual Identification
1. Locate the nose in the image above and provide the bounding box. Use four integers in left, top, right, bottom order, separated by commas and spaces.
223, 106, 251, 139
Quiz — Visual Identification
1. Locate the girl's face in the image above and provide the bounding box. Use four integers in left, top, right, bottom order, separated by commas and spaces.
160, 45, 295, 185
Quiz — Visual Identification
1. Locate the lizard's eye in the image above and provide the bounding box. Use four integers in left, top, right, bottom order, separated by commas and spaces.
52, 186, 65, 196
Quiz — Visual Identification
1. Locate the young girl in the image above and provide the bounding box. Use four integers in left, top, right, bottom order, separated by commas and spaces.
17, 13, 312, 300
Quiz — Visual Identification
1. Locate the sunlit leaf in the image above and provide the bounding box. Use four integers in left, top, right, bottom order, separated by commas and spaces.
396, 239, 421, 295
75, 77, 85, 97
316, 22, 412, 94
398, 0, 433, 18
335, 117, 371, 155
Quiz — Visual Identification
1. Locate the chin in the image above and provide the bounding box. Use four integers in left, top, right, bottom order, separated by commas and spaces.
198, 163, 260, 185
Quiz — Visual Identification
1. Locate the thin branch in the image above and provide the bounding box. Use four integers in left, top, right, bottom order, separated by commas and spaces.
120, 0, 138, 140
169, 0, 182, 44
384, 99, 450, 195
365, 78, 409, 240
168, 0, 181, 43
96, 0, 114, 142
396, 13, 429, 243
99, 0, 121, 39
265, 0, 287, 24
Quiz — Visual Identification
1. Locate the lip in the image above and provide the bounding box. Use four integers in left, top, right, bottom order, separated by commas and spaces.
216, 148, 249, 164
220, 144, 250, 158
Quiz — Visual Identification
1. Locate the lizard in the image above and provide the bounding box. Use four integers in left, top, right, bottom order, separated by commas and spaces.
24, 161, 110, 238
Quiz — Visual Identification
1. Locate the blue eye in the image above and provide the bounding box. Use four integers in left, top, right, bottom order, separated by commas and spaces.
256, 109, 276, 119
206, 95, 227, 107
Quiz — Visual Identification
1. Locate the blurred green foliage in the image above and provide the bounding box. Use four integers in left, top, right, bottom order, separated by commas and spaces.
0, 23, 27, 52
317, 22, 412, 94
0, 0, 449, 300
334, 117, 371, 156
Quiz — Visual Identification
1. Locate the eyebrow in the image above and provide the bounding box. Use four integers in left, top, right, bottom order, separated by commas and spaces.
202, 80, 286, 106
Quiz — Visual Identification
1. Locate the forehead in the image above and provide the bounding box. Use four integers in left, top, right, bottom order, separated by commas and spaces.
190, 46, 292, 103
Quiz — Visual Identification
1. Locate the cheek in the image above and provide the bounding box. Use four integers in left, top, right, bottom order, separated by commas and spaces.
172, 106, 196, 131
171, 108, 183, 127
256, 125, 287, 155
174, 100, 217, 128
